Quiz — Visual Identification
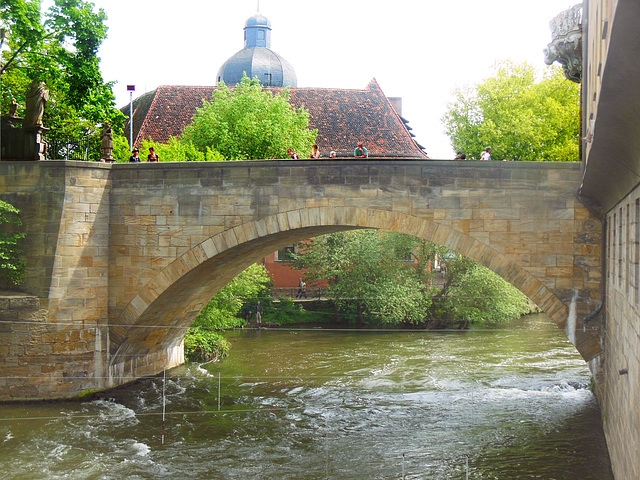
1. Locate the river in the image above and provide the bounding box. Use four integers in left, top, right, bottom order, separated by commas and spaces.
0, 313, 613, 479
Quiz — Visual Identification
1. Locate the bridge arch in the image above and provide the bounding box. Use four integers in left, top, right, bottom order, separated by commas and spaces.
110, 205, 578, 366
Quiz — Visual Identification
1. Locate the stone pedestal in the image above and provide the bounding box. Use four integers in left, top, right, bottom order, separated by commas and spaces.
24, 126, 49, 161
0, 117, 48, 161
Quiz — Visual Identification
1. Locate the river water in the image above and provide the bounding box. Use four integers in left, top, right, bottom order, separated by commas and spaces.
0, 314, 613, 479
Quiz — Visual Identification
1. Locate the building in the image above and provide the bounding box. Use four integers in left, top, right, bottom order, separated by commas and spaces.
125, 80, 426, 158
124, 13, 426, 158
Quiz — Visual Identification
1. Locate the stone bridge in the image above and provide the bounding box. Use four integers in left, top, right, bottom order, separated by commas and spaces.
0, 160, 602, 400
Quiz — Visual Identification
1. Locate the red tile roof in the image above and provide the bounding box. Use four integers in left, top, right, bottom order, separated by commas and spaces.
123, 79, 427, 158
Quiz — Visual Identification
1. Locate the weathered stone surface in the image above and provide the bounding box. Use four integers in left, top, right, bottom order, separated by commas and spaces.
0, 160, 603, 403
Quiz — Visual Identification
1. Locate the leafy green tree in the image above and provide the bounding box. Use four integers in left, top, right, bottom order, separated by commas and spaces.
192, 263, 272, 330
434, 253, 532, 328
291, 230, 437, 325
442, 61, 579, 161
0, 200, 26, 287
1, 0, 124, 150
184, 263, 272, 361
180, 75, 317, 160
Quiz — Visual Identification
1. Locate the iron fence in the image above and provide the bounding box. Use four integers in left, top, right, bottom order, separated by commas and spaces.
45, 135, 96, 161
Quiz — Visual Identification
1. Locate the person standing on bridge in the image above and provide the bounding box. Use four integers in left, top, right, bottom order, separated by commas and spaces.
354, 142, 368, 158
129, 148, 141, 162
287, 148, 300, 159
147, 147, 159, 162
480, 147, 492, 161
310, 144, 320, 159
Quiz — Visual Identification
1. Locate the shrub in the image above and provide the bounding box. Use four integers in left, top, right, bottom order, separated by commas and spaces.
0, 200, 26, 287
184, 328, 230, 362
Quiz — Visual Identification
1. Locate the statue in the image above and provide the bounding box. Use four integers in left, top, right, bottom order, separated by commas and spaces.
8, 98, 18, 117
544, 4, 582, 83
24, 79, 49, 128
100, 123, 115, 162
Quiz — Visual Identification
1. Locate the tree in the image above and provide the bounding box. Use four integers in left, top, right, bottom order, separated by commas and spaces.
0, 200, 26, 287
192, 263, 272, 330
433, 253, 532, 328
138, 137, 225, 163
1, 0, 124, 148
180, 75, 317, 160
291, 230, 438, 325
184, 263, 272, 361
442, 61, 580, 162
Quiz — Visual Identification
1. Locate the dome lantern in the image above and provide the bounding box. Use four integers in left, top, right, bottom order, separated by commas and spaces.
216, 13, 297, 87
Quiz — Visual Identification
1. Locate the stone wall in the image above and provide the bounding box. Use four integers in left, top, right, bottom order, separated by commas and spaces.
603, 188, 640, 480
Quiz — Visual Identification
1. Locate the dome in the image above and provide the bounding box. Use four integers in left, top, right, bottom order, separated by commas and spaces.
216, 13, 297, 87
216, 47, 298, 87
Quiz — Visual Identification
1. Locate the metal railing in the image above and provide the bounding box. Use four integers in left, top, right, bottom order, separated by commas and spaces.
45, 135, 94, 161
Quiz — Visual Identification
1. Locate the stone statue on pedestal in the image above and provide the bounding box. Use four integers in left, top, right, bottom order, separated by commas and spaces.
100, 123, 115, 162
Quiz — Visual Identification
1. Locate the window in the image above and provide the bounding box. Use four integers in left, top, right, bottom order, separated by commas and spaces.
275, 244, 297, 262
619, 207, 623, 287
635, 199, 640, 304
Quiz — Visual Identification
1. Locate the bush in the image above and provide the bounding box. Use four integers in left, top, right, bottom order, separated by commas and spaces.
0, 200, 26, 287
184, 328, 230, 362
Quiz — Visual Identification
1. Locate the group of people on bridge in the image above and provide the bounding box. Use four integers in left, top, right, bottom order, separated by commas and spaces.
287, 142, 368, 160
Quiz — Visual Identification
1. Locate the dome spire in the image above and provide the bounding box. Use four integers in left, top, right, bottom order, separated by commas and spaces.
244, 12, 271, 48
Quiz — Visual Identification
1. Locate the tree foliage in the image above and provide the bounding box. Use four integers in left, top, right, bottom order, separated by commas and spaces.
0, 200, 26, 287
184, 263, 272, 362
191, 263, 272, 330
180, 75, 317, 160
292, 230, 532, 328
434, 254, 532, 327
442, 61, 580, 161
291, 230, 439, 325
0, 0, 124, 139
138, 137, 225, 163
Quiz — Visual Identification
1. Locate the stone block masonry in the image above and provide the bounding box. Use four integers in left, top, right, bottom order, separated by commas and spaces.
0, 160, 602, 402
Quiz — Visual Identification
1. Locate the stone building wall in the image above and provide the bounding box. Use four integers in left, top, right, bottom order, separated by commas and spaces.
604, 189, 640, 480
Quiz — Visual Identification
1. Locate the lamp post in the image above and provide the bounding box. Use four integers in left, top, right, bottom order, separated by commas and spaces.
0, 28, 7, 162
127, 85, 135, 149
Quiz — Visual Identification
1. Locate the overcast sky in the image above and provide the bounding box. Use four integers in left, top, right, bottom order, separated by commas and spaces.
70, 0, 577, 159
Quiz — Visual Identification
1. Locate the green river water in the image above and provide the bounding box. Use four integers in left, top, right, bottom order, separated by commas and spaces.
0, 313, 613, 479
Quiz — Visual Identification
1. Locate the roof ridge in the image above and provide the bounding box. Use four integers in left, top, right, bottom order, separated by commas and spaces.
134, 89, 161, 147
369, 79, 427, 157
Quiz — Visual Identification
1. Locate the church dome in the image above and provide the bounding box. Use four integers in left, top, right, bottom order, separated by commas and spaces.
216, 14, 297, 87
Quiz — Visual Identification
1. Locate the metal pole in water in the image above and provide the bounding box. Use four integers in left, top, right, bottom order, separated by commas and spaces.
218, 372, 221, 411
402, 453, 405, 479
161, 368, 166, 445
465, 455, 469, 480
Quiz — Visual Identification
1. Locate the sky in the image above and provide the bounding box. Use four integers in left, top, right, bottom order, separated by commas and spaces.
60, 0, 578, 159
